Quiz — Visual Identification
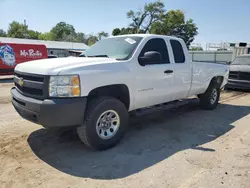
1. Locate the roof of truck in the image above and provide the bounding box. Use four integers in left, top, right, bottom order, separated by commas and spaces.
109, 34, 180, 40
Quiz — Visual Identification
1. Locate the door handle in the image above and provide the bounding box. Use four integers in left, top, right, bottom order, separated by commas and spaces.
164, 70, 173, 74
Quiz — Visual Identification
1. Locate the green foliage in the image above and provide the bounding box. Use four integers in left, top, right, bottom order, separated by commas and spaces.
75, 32, 87, 43
87, 35, 99, 46
1, 20, 109, 45
0, 29, 7, 37
97, 31, 109, 40
7, 21, 44, 40
5, 21, 40, 39
112, 27, 143, 36
127, 0, 165, 33
38, 32, 56, 41
112, 28, 121, 36
50, 22, 76, 41
181, 19, 198, 47
7, 21, 29, 38
112, 2, 198, 46
150, 10, 198, 47
112, 1, 165, 36
27, 30, 40, 39
61, 33, 75, 42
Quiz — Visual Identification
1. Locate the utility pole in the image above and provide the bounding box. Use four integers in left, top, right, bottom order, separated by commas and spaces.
24, 19, 28, 39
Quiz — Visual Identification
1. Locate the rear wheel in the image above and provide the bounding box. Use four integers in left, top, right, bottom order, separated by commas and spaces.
77, 97, 128, 150
199, 83, 220, 110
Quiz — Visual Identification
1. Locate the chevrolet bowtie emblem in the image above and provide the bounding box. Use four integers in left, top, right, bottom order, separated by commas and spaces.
18, 78, 24, 87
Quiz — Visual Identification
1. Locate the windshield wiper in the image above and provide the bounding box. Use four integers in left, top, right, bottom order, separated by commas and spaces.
87, 55, 109, 58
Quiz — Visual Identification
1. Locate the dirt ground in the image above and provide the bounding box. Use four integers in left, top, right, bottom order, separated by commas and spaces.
1, 80, 250, 188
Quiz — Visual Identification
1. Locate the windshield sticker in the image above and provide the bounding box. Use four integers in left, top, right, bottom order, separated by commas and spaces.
125, 38, 136, 44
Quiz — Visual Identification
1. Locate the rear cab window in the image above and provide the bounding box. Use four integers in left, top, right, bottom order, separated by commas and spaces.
170, 39, 185, 63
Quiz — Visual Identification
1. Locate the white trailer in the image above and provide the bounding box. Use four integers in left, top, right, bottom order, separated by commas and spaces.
189, 51, 233, 64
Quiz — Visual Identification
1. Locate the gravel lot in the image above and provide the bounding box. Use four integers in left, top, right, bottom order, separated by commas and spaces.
0, 80, 250, 188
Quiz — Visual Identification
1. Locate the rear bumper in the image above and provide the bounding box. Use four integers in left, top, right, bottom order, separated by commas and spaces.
226, 79, 250, 89
11, 87, 87, 128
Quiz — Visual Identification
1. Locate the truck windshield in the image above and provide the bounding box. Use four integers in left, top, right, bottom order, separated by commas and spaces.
84, 36, 143, 60
231, 56, 250, 65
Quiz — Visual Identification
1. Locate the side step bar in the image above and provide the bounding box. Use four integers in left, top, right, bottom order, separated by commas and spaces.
131, 98, 198, 117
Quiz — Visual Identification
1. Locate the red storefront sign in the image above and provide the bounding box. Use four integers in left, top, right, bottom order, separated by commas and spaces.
0, 43, 48, 75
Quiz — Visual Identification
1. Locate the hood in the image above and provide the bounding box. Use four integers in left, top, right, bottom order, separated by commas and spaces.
230, 64, 250, 72
15, 57, 118, 75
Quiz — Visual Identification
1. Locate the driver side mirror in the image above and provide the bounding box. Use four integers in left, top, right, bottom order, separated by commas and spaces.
138, 51, 162, 66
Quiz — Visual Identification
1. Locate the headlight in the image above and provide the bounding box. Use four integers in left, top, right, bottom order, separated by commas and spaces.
49, 75, 80, 97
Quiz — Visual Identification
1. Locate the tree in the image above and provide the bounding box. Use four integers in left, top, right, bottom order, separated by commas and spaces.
127, 0, 165, 33
112, 1, 198, 44
3, 20, 108, 44
7, 21, 29, 38
50, 22, 76, 41
27, 30, 40, 39
38, 32, 56, 41
112, 27, 133, 36
87, 35, 98, 46
112, 28, 121, 36
112, 27, 143, 36
6, 21, 41, 40
75, 32, 87, 43
150, 10, 198, 47
0, 29, 7, 37
97, 31, 109, 40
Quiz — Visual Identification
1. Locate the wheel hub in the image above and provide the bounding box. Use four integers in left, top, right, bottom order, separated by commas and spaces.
96, 110, 120, 139
100, 117, 112, 129
210, 88, 218, 104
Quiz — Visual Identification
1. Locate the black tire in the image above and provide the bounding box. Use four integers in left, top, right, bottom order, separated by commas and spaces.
199, 83, 220, 110
77, 97, 128, 150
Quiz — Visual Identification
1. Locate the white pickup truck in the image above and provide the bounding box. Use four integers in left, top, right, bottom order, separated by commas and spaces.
11, 34, 229, 150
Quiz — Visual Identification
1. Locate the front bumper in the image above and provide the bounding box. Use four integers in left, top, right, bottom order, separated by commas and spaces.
226, 79, 250, 90
11, 87, 87, 128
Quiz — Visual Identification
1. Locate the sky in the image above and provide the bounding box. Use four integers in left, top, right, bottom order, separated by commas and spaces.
0, 0, 250, 47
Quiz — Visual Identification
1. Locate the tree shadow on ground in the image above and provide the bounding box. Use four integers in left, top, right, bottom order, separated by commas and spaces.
27, 99, 250, 179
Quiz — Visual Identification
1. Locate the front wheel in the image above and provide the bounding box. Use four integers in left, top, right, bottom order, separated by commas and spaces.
199, 84, 220, 110
77, 97, 128, 150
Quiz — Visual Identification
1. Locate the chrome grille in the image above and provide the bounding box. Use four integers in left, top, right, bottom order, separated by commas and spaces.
14, 71, 49, 99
